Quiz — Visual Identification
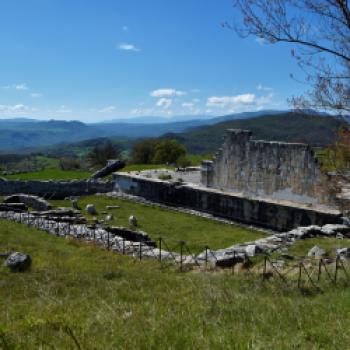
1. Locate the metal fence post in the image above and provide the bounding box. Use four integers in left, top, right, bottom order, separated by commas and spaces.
232, 251, 236, 275
298, 262, 302, 289
205, 245, 208, 269
335, 256, 339, 285
263, 255, 267, 280
139, 241, 142, 261
158, 237, 162, 262
317, 258, 322, 282
180, 241, 184, 272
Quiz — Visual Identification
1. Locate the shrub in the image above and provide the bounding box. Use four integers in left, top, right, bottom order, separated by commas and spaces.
158, 174, 172, 181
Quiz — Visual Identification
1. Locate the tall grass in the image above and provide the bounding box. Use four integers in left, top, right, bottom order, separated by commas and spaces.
0, 220, 350, 349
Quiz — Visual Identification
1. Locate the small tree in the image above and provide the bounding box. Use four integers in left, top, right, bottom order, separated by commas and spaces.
87, 140, 120, 168
130, 139, 159, 164
153, 139, 186, 165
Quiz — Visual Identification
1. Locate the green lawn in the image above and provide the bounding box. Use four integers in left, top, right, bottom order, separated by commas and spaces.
1, 220, 350, 349
121, 164, 174, 172
51, 195, 264, 252
4, 168, 91, 180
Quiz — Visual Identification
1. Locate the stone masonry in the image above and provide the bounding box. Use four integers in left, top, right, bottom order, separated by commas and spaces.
201, 129, 334, 206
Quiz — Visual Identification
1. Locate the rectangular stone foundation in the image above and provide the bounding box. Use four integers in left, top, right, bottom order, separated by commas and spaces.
114, 173, 342, 232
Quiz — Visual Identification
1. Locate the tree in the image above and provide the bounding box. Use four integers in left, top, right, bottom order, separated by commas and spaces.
323, 126, 350, 171
86, 140, 120, 168
130, 139, 187, 165
153, 139, 186, 165
130, 139, 159, 164
230, 0, 350, 113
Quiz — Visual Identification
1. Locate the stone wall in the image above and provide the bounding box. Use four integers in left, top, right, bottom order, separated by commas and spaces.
201, 129, 333, 206
114, 173, 341, 231
0, 178, 114, 199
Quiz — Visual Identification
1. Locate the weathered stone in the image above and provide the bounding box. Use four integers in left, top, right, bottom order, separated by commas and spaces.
105, 214, 114, 221
114, 173, 341, 232
86, 204, 97, 215
336, 247, 350, 258
4, 252, 31, 272
4, 194, 51, 211
200, 129, 334, 206
71, 199, 80, 210
128, 215, 137, 226
321, 224, 350, 236
91, 160, 125, 180
106, 205, 120, 210
245, 244, 263, 257
307, 245, 326, 257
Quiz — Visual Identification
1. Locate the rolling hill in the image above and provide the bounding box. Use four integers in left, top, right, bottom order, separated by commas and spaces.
0, 110, 286, 151
164, 112, 347, 154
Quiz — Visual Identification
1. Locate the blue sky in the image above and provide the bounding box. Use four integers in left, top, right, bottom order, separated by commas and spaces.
0, 0, 305, 122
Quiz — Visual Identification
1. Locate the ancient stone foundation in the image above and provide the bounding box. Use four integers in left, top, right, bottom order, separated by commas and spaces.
113, 173, 341, 231
201, 129, 334, 206
0, 179, 114, 199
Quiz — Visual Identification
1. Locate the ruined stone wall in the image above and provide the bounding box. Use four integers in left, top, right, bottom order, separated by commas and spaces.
201, 129, 333, 206
114, 173, 341, 231
0, 179, 114, 199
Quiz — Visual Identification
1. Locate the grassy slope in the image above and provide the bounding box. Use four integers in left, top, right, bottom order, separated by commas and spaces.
170, 113, 345, 154
1, 220, 350, 349
51, 195, 264, 252
4, 168, 91, 180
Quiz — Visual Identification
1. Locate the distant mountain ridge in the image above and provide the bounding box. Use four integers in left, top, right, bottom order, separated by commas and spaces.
0, 110, 346, 151
165, 112, 347, 154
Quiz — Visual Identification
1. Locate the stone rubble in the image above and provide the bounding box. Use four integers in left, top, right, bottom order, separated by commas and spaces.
4, 251, 32, 272
0, 206, 350, 268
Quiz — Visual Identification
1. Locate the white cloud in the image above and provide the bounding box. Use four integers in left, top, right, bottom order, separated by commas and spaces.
207, 94, 256, 108
156, 98, 172, 109
15, 83, 28, 91
182, 102, 194, 109
0, 104, 31, 115
206, 93, 276, 113
150, 88, 186, 97
56, 105, 72, 113
30, 92, 42, 98
257, 84, 273, 92
99, 106, 116, 113
118, 43, 140, 52
131, 108, 154, 116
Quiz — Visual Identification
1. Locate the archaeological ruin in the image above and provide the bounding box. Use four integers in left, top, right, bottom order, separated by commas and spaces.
201, 129, 334, 206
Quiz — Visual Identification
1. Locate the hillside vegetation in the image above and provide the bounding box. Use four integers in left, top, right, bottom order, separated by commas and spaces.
1, 219, 350, 349
168, 113, 346, 154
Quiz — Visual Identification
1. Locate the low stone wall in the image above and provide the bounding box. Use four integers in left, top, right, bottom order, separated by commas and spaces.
114, 173, 342, 231
0, 178, 114, 199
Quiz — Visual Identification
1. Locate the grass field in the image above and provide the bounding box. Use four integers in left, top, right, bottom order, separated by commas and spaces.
51, 195, 264, 252
3, 164, 174, 180
1, 220, 350, 349
4, 168, 91, 180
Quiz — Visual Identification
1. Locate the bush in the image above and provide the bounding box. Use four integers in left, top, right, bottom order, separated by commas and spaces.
130, 139, 187, 166
176, 155, 192, 168
153, 140, 186, 165
59, 157, 81, 170
158, 174, 172, 181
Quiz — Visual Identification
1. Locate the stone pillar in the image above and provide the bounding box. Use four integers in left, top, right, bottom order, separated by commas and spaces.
201, 160, 214, 187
